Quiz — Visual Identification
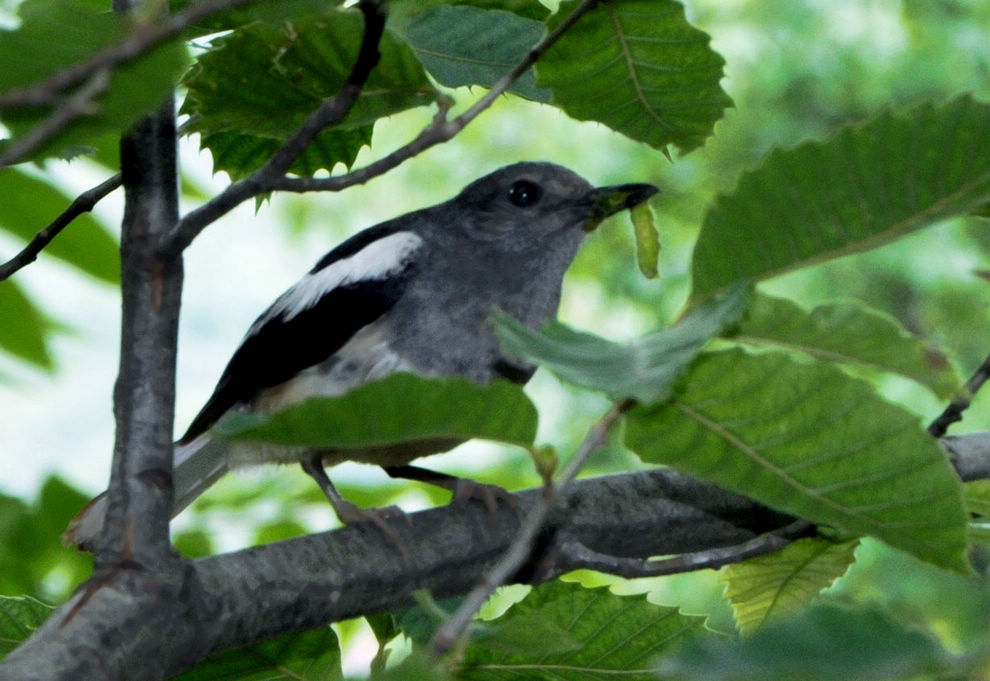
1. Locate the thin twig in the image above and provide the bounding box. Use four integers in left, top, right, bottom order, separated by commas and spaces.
550, 521, 815, 579
0, 174, 122, 282
160, 0, 387, 257
429, 399, 631, 657
0, 70, 111, 168
167, 0, 604, 253
928, 352, 990, 438
0, 0, 272, 110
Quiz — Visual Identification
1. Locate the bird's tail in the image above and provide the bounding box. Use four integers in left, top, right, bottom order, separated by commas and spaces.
63, 435, 229, 551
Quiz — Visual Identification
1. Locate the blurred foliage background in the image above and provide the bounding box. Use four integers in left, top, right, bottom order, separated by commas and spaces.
2, 0, 990, 671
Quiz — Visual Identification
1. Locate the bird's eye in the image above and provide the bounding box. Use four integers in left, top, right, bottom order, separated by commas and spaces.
507, 180, 543, 208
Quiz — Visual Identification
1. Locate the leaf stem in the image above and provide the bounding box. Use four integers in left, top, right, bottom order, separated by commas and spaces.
428, 398, 630, 658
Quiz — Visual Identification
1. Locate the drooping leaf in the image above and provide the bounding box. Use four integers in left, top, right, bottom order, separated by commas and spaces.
0, 0, 187, 162
201, 126, 371, 181
625, 349, 969, 572
691, 96, 990, 301
459, 581, 705, 680
215, 373, 538, 448
0, 168, 118, 284
537, 0, 732, 154
171, 626, 342, 681
732, 295, 960, 399
656, 603, 953, 681
398, 5, 548, 101
0, 596, 53, 658
183, 8, 437, 176
721, 538, 858, 634
496, 283, 749, 403
0, 280, 55, 370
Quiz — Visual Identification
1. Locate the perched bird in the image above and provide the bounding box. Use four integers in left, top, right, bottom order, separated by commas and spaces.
66, 161, 657, 549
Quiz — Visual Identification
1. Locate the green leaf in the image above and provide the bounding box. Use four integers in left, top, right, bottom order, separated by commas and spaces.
0, 478, 93, 603
691, 96, 990, 301
183, 8, 437, 175
496, 283, 749, 403
733, 295, 961, 399
721, 538, 858, 634
537, 0, 732, 154
215, 373, 538, 448
964, 479, 990, 517
201, 126, 371, 181
0, 280, 54, 370
656, 603, 953, 681
0, 169, 118, 284
0, 0, 187, 162
398, 5, 548, 101
625, 349, 969, 572
172, 626, 342, 681
459, 580, 705, 680
0, 596, 53, 658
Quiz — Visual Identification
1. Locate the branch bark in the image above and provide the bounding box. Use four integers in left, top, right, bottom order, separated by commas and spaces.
4, 431, 989, 680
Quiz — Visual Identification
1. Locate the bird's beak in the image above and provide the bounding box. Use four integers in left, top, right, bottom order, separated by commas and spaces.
584, 183, 660, 231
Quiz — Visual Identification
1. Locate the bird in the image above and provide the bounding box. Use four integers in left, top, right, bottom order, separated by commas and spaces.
65, 161, 658, 549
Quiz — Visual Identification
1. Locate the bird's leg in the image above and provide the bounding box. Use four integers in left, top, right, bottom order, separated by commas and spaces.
383, 464, 517, 518
301, 454, 408, 553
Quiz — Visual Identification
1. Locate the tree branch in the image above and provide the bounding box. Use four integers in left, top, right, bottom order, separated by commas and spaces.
929, 351, 990, 437
160, 0, 388, 257
0, 174, 122, 282
95, 92, 182, 568
164, 0, 603, 254
429, 400, 631, 656
0, 0, 273, 110
549, 520, 816, 579
0, 70, 111, 168
4, 431, 990, 680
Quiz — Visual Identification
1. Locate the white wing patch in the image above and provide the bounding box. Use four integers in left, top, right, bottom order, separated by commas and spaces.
249, 231, 422, 334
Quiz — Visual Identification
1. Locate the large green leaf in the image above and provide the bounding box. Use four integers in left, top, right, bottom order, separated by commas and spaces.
0, 0, 187, 162
459, 580, 705, 680
172, 626, 342, 681
0, 596, 53, 659
656, 603, 954, 681
0, 169, 118, 284
732, 295, 960, 399
201, 126, 371, 181
398, 5, 548, 101
691, 96, 990, 301
183, 8, 437, 176
721, 538, 858, 634
0, 280, 54, 370
215, 373, 537, 448
625, 349, 969, 572
496, 283, 748, 403
536, 0, 731, 154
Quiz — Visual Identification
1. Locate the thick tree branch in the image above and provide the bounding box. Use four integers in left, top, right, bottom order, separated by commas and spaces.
0, 174, 122, 282
4, 432, 990, 680
95, 91, 183, 568
164, 0, 603, 253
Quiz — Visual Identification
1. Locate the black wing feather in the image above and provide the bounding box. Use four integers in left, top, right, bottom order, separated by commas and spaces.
180, 224, 418, 443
